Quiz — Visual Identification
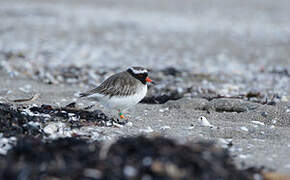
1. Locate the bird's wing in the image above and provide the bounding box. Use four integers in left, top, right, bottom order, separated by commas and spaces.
79, 72, 137, 98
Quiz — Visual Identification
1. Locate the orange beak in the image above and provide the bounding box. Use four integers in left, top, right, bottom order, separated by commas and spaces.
145, 77, 152, 83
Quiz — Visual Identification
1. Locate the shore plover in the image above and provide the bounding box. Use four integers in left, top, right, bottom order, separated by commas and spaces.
79, 67, 153, 119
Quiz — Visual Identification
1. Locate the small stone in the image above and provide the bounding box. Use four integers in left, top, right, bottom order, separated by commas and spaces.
240, 126, 249, 132
9, 137, 17, 141
151, 161, 163, 173
27, 121, 41, 127
126, 122, 133, 127
141, 175, 152, 180
160, 126, 171, 130
261, 112, 268, 118
272, 119, 277, 124
253, 173, 263, 180
239, 154, 249, 159
186, 124, 194, 130
0, 137, 16, 155
43, 123, 59, 134
142, 157, 153, 166
251, 121, 265, 126
139, 127, 154, 133
217, 138, 232, 148
83, 169, 102, 179
68, 113, 75, 116
159, 107, 169, 113
123, 165, 137, 177
281, 96, 288, 102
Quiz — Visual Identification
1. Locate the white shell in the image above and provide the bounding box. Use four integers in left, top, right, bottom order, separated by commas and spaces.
198, 116, 212, 127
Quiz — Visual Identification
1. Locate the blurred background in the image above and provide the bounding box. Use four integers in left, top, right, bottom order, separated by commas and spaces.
1, 0, 289, 74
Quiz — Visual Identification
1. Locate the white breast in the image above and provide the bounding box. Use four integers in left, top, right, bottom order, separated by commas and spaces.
89, 85, 147, 111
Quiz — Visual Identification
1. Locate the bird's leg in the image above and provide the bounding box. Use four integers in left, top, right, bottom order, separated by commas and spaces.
118, 110, 125, 119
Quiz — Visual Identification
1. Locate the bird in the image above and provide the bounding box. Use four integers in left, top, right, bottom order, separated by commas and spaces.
79, 67, 153, 120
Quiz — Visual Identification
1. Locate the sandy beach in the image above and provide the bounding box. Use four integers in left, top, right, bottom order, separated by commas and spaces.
0, 0, 290, 178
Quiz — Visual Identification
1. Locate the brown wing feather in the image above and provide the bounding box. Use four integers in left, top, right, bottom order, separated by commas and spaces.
79, 71, 138, 98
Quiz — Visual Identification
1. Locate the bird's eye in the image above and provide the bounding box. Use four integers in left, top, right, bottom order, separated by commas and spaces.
138, 74, 143, 78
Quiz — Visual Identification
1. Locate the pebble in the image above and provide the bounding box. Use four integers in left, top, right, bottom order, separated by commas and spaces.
261, 112, 268, 118
159, 107, 169, 113
21, 108, 51, 118
139, 127, 154, 133
142, 157, 153, 166
253, 173, 263, 180
271, 119, 277, 124
83, 169, 102, 179
217, 138, 232, 148
160, 126, 171, 131
267, 157, 273, 161
0, 136, 17, 155
281, 96, 288, 102
27, 121, 41, 128
239, 154, 250, 159
252, 125, 258, 128
251, 121, 265, 126
19, 84, 31, 93
240, 126, 249, 132
68, 113, 79, 121
123, 165, 137, 177
43, 122, 66, 136
247, 144, 254, 149
186, 126, 195, 130
144, 110, 148, 116
43, 123, 59, 135
269, 125, 275, 129
126, 122, 133, 127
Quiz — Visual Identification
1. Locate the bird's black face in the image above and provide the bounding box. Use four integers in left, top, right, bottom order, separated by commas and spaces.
127, 67, 152, 85
135, 72, 149, 85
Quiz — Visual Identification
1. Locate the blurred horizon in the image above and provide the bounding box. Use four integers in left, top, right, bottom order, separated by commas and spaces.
0, 0, 289, 73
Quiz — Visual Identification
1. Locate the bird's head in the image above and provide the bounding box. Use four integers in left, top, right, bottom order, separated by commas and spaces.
127, 66, 154, 85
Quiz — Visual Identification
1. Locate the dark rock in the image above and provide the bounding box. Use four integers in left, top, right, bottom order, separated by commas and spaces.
202, 98, 260, 113
0, 137, 101, 180
161, 67, 182, 76
65, 102, 76, 108
0, 136, 262, 180
140, 91, 183, 104
104, 136, 260, 180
